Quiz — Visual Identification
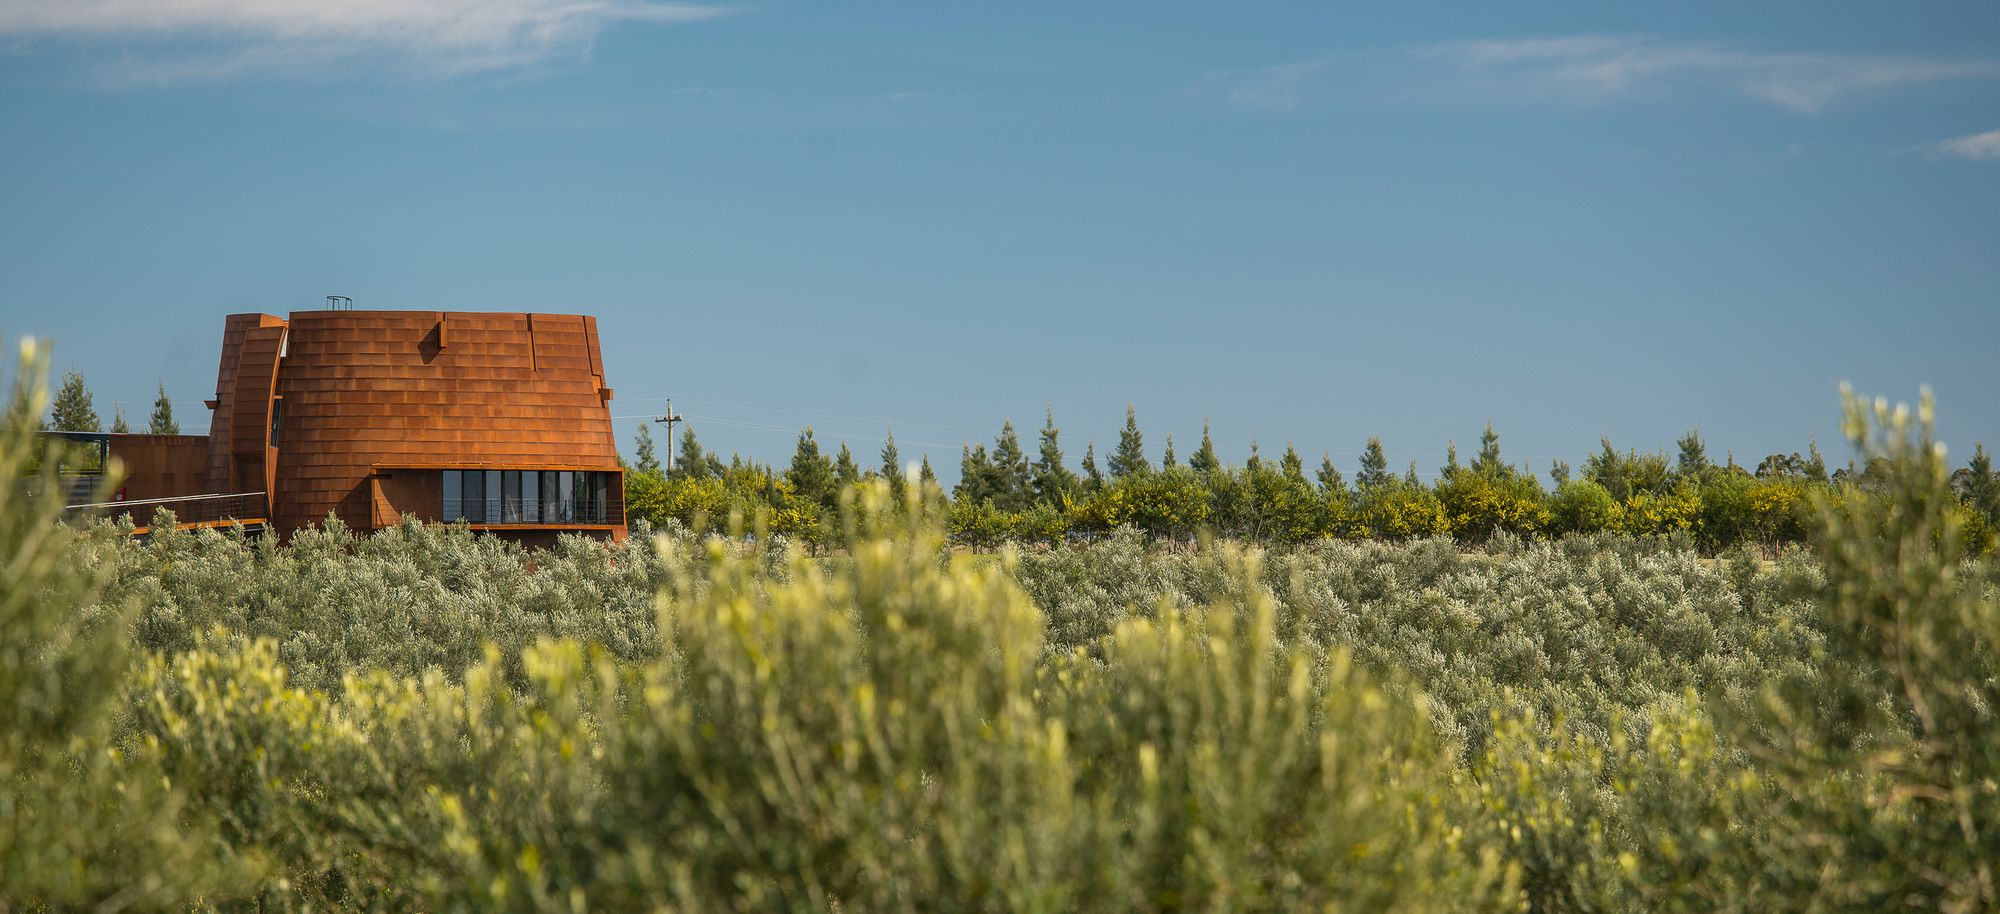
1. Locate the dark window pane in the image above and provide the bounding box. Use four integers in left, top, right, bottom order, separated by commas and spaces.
443, 470, 462, 520
462, 470, 485, 523
588, 472, 608, 522
521, 471, 540, 523
485, 470, 501, 522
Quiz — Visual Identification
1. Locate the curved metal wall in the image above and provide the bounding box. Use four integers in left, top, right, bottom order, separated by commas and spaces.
207, 310, 621, 537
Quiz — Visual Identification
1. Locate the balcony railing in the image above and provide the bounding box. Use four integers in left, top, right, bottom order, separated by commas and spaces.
64, 491, 268, 530
441, 496, 623, 527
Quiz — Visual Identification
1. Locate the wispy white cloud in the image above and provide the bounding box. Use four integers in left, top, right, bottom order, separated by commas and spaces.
1418, 35, 1998, 113
0, 0, 730, 83
1934, 128, 2000, 160
1191, 59, 1327, 112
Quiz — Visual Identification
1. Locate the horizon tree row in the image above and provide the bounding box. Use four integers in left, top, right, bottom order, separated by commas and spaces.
623, 406, 2000, 554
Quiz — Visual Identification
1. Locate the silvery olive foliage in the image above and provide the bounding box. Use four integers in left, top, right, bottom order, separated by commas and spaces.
85, 514, 695, 694
2, 339, 251, 910
7, 339, 1999, 912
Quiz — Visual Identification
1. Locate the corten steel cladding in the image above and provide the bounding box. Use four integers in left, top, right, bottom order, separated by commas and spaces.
106, 435, 208, 501
202, 310, 625, 541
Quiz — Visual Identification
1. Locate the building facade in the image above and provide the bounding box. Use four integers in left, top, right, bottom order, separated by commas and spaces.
81, 309, 627, 543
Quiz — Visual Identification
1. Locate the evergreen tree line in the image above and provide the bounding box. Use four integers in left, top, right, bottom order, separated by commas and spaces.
37, 369, 1999, 554
37, 368, 181, 434
625, 405, 2000, 554
625, 419, 942, 546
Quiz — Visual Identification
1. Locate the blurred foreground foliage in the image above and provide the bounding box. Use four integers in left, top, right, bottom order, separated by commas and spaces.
7, 335, 2000, 911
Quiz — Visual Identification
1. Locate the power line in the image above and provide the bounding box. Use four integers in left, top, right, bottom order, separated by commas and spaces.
611, 396, 1605, 464
612, 411, 962, 452
614, 395, 1001, 436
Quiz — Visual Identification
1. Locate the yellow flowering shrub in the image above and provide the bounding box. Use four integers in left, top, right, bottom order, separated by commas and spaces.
1747, 478, 1811, 544
1618, 485, 1702, 536
1070, 468, 1212, 540
1437, 471, 1553, 543
1357, 482, 1452, 541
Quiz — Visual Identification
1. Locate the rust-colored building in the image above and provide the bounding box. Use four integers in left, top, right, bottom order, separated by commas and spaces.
81, 309, 626, 543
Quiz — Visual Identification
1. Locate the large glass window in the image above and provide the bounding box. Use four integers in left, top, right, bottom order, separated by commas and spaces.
585, 471, 609, 523
441, 469, 615, 525
501, 471, 523, 523
540, 471, 561, 522
441, 469, 487, 523
464, 470, 486, 523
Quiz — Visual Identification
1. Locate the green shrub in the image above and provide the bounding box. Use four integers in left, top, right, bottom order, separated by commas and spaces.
1550, 478, 1620, 535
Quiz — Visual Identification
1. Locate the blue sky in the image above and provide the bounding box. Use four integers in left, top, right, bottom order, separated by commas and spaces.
2, 1, 1996, 481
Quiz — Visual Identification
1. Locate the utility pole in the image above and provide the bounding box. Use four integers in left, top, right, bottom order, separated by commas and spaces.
654, 401, 683, 475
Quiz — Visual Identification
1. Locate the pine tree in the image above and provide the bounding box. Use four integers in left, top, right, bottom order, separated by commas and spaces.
633, 424, 660, 474
1280, 443, 1305, 483
1316, 453, 1344, 494
1357, 437, 1389, 489
679, 425, 712, 479
1162, 434, 1177, 468
787, 427, 837, 509
1404, 461, 1421, 486
110, 406, 129, 434
148, 383, 179, 434
1474, 422, 1504, 476
1081, 441, 1104, 493
1959, 443, 1999, 524
1032, 407, 1078, 506
1190, 419, 1220, 474
1587, 438, 1623, 487
834, 441, 860, 491
918, 454, 938, 492
880, 429, 905, 503
1550, 459, 1572, 486
1441, 441, 1461, 479
1805, 438, 1829, 482
49, 370, 99, 432
1676, 428, 1709, 478
955, 444, 995, 505
991, 421, 1031, 510
1109, 404, 1148, 479
1246, 439, 1262, 473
